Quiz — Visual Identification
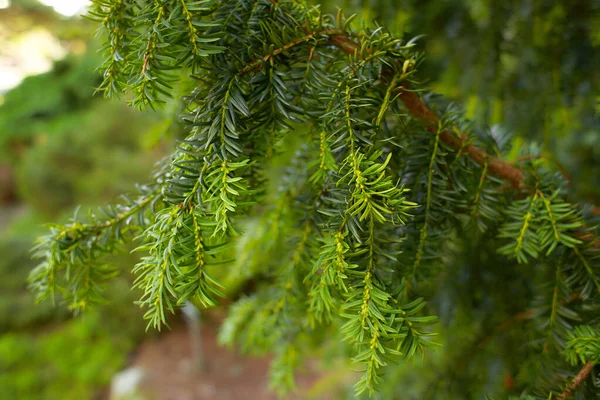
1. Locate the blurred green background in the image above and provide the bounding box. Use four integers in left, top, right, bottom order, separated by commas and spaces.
0, 0, 597, 399
0, 1, 167, 398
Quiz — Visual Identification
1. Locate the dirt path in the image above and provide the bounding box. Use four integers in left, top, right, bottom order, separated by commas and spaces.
130, 318, 334, 400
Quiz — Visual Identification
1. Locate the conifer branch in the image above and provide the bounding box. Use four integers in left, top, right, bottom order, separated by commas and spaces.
470, 159, 488, 221
30, 2, 600, 397
327, 32, 600, 250
327, 33, 526, 187
546, 266, 562, 349
573, 247, 600, 292
240, 29, 344, 75
557, 361, 595, 400
411, 126, 440, 276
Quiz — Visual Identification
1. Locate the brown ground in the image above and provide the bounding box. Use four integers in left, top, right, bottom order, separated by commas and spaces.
130, 316, 346, 400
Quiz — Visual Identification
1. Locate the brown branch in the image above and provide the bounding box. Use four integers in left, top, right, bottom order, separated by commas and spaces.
324, 32, 600, 249
141, 54, 149, 75
328, 33, 363, 55
241, 24, 526, 188
572, 231, 600, 248
327, 33, 525, 188
557, 361, 596, 400
422, 101, 524, 188
239, 25, 599, 248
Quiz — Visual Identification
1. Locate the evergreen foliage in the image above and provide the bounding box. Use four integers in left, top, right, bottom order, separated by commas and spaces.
319, 0, 600, 205
30, 0, 600, 397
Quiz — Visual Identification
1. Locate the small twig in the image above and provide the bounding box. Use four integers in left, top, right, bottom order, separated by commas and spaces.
240, 30, 343, 75
141, 54, 149, 75
557, 361, 595, 400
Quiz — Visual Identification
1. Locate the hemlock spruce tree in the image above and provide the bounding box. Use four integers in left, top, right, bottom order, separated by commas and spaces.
29, 0, 600, 398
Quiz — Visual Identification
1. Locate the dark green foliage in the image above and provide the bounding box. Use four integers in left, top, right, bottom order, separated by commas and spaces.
330, 0, 600, 204
30, 0, 600, 398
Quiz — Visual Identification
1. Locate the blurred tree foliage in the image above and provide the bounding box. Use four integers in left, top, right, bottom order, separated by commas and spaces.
0, 2, 168, 399
0, 307, 143, 400
0, 0, 91, 39
0, 239, 67, 332
0, 51, 163, 216
0, 237, 147, 400
0, 54, 101, 158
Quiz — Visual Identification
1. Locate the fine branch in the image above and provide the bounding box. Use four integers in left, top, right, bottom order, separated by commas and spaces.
329, 32, 525, 186
558, 361, 596, 400
397, 90, 525, 187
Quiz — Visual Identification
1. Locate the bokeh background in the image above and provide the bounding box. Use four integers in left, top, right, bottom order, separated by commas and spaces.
0, 0, 598, 399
